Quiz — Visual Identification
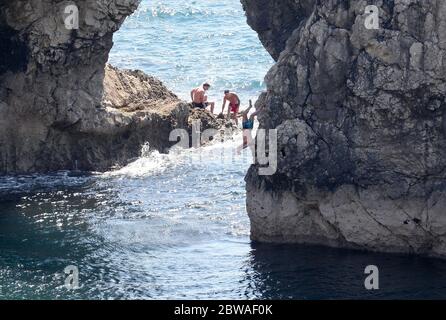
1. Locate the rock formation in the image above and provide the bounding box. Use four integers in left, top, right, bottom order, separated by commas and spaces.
0, 0, 222, 174
242, 0, 446, 257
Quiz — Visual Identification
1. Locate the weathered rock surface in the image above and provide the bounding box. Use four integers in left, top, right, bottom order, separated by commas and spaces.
242, 0, 446, 257
0, 0, 222, 174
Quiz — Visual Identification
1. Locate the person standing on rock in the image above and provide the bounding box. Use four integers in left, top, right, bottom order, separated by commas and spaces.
222, 90, 241, 125
191, 83, 215, 113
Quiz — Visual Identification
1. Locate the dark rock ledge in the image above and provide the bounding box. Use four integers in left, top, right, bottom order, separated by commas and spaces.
0, 0, 223, 174
242, 0, 446, 258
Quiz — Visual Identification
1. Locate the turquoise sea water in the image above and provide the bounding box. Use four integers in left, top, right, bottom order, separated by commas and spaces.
109, 0, 274, 107
2, 0, 446, 300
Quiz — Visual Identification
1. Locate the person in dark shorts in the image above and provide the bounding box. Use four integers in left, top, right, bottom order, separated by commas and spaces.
221, 90, 241, 125
191, 83, 215, 113
192, 101, 210, 109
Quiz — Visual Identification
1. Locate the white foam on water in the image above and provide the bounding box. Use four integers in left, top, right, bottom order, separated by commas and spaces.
103, 122, 259, 179
104, 150, 178, 178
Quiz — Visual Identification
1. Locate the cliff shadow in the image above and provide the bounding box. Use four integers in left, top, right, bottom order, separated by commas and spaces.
248, 242, 446, 299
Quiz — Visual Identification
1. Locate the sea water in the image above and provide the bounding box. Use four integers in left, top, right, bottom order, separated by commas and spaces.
108, 0, 273, 107
2, 0, 446, 299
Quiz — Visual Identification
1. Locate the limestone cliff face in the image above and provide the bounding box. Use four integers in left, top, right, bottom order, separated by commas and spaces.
242, 0, 446, 257
0, 0, 218, 174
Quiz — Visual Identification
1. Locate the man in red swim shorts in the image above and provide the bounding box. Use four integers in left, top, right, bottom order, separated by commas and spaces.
221, 90, 241, 125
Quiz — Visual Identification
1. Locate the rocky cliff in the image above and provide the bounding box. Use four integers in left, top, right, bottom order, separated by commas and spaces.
243, 0, 446, 257
0, 0, 221, 174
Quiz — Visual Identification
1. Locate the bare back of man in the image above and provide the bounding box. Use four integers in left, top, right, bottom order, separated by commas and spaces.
190, 83, 215, 113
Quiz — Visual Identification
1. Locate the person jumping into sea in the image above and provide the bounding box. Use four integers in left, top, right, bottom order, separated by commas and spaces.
237, 99, 259, 154
191, 83, 215, 113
